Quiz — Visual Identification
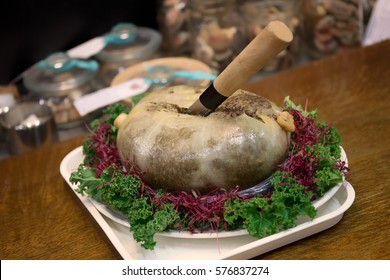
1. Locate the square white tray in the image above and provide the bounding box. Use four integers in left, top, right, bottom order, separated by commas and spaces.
60, 147, 355, 260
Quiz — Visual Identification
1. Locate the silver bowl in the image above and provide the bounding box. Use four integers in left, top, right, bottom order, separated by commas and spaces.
0, 102, 58, 155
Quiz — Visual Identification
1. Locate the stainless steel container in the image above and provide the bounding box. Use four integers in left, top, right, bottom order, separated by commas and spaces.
0, 102, 58, 155
0, 93, 16, 149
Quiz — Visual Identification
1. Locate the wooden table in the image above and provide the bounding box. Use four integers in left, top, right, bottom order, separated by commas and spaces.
1, 40, 389, 260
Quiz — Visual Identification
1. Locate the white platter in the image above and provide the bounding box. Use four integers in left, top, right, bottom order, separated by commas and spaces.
61, 146, 347, 238
60, 145, 355, 260
88, 180, 343, 239
60, 147, 355, 259
60, 146, 354, 259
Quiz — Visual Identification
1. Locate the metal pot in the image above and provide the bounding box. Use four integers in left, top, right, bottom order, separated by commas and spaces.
0, 93, 16, 149
0, 102, 58, 155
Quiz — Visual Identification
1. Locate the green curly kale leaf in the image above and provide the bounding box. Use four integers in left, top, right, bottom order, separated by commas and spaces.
224, 172, 316, 238
284, 96, 318, 119
70, 165, 103, 199
314, 168, 343, 197
70, 164, 179, 250
129, 200, 179, 250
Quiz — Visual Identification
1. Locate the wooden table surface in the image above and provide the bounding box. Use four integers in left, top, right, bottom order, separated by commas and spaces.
1, 40, 389, 260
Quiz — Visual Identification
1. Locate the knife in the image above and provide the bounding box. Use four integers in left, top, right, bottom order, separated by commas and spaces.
187, 21, 293, 116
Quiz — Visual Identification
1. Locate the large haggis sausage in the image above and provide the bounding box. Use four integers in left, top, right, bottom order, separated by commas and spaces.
115, 85, 293, 194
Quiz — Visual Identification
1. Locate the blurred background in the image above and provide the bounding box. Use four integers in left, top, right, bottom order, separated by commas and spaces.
1, 0, 380, 84
0, 0, 382, 158
0, 0, 159, 84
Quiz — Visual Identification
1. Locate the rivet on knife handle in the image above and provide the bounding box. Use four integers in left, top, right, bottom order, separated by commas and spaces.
187, 21, 293, 116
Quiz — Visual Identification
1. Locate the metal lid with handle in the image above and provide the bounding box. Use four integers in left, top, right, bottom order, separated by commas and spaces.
187, 21, 293, 116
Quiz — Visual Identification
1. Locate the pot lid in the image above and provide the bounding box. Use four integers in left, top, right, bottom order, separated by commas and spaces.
96, 23, 162, 63
23, 52, 98, 94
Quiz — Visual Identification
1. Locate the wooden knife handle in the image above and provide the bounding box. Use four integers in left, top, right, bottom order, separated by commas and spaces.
215, 21, 293, 96
188, 21, 293, 115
